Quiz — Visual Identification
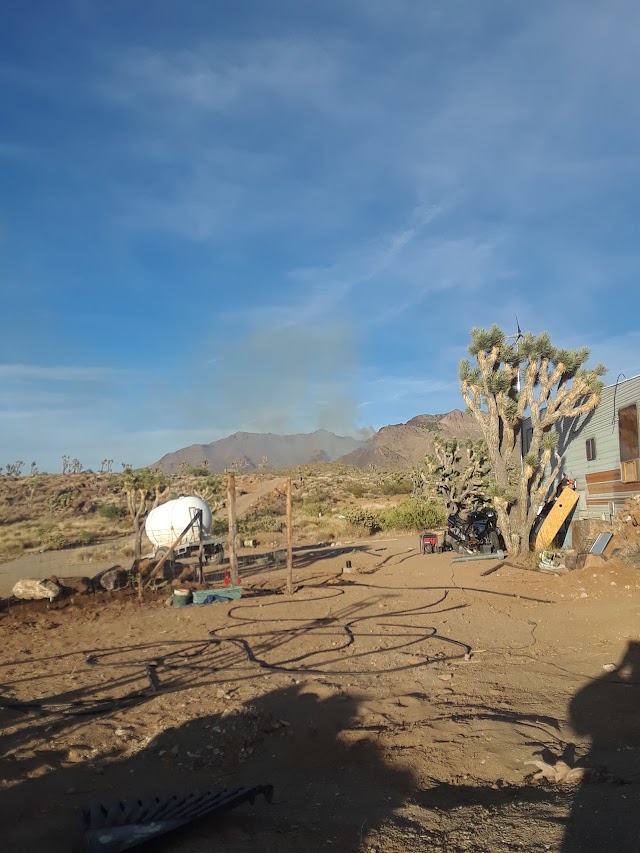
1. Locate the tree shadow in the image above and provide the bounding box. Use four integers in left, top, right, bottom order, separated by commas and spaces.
0, 683, 417, 852
561, 640, 640, 851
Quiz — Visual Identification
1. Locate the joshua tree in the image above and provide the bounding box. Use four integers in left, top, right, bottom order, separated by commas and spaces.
192, 472, 224, 509
29, 461, 38, 476
123, 466, 169, 558
414, 438, 490, 514
69, 458, 83, 474
258, 455, 269, 471
62, 455, 70, 474
100, 458, 114, 474
459, 325, 606, 556
5, 461, 25, 477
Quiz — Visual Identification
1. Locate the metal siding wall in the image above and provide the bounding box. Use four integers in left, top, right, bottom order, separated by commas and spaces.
522, 376, 640, 520
564, 377, 640, 519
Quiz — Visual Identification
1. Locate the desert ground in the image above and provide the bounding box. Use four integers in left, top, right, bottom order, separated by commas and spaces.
2, 534, 639, 852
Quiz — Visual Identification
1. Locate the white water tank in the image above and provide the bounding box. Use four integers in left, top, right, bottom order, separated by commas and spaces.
145, 496, 213, 549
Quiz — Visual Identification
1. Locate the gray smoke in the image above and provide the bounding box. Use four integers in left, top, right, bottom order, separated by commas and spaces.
178, 321, 362, 437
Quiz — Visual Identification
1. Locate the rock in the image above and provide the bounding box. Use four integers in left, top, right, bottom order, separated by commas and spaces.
170, 744, 180, 756
53, 575, 94, 595
95, 566, 128, 591
12, 578, 61, 601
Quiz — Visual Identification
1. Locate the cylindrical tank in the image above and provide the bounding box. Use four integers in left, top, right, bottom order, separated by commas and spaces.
145, 496, 213, 549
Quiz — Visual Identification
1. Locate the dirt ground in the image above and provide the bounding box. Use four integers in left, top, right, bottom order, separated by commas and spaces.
1, 536, 640, 852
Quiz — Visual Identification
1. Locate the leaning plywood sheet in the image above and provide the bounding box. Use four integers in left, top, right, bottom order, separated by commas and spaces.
535, 487, 580, 551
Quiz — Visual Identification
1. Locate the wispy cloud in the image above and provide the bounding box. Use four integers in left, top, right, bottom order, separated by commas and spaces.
0, 364, 127, 381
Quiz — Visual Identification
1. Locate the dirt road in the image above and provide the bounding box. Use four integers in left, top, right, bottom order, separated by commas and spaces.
1, 539, 639, 851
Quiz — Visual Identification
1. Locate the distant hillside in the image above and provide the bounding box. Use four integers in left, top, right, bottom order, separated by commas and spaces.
338, 410, 481, 469
154, 429, 365, 474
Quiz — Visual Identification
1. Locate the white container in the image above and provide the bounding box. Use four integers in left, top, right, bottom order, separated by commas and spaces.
145, 496, 213, 549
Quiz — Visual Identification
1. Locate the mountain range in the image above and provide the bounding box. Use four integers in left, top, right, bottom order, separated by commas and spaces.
153, 410, 481, 473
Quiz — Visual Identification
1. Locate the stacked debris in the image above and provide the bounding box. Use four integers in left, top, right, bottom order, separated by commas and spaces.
611, 494, 640, 568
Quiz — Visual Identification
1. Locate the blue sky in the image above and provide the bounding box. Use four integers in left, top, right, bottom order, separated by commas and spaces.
2, 0, 640, 471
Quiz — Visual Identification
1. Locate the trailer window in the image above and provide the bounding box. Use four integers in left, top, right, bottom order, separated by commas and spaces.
619, 404, 639, 463
586, 438, 596, 461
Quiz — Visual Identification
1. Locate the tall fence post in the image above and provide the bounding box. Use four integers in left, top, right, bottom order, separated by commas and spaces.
227, 472, 238, 585
286, 477, 293, 595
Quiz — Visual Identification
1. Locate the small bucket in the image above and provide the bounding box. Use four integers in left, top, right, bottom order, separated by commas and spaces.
172, 589, 192, 607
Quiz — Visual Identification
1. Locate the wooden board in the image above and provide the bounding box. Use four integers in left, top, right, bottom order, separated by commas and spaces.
535, 487, 580, 551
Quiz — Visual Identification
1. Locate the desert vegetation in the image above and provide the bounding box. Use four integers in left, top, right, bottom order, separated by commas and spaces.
0, 460, 448, 564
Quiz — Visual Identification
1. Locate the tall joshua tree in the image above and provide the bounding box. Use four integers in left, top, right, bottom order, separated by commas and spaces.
459, 325, 606, 556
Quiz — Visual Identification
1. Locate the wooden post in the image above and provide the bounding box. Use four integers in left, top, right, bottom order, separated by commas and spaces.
197, 510, 205, 586
286, 477, 293, 595
227, 472, 238, 585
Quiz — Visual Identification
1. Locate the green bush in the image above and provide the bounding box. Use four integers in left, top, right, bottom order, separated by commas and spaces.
211, 518, 228, 536
239, 508, 284, 534
348, 482, 366, 498
99, 504, 127, 519
380, 477, 413, 496
382, 498, 445, 531
79, 531, 95, 544
344, 506, 383, 534
302, 499, 329, 517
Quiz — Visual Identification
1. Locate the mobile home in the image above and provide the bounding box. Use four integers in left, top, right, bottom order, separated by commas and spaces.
555, 374, 640, 521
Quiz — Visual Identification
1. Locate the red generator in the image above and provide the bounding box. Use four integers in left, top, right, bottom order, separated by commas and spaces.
419, 531, 440, 554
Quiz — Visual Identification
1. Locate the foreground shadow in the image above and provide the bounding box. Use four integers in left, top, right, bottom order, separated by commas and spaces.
0, 683, 415, 852
562, 641, 640, 851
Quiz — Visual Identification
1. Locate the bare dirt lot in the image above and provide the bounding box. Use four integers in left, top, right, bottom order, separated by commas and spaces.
1, 537, 640, 852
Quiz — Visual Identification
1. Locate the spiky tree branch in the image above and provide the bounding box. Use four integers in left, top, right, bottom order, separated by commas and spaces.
414, 437, 491, 514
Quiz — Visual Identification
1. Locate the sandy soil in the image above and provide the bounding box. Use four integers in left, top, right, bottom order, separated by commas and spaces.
1, 537, 640, 852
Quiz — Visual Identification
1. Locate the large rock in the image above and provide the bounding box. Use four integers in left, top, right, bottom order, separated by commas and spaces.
12, 578, 61, 600
51, 575, 94, 595
94, 566, 128, 591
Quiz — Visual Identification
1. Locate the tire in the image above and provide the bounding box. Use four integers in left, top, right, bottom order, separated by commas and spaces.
488, 530, 500, 553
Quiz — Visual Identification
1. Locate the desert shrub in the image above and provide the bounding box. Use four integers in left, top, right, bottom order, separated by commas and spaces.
44, 529, 70, 550
48, 491, 73, 512
302, 498, 330, 517
239, 508, 284, 534
380, 476, 413, 496
99, 504, 127, 519
382, 498, 445, 531
344, 506, 383, 534
211, 518, 228, 536
187, 465, 211, 477
348, 483, 366, 498
79, 531, 95, 545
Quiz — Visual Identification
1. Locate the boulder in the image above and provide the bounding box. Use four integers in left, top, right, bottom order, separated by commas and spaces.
12, 578, 61, 600
51, 575, 94, 595
94, 566, 128, 591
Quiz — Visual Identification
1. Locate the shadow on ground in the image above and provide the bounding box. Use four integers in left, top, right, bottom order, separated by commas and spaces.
1, 684, 416, 852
